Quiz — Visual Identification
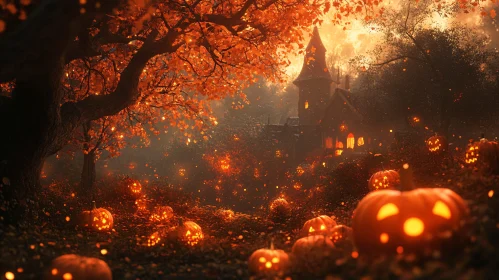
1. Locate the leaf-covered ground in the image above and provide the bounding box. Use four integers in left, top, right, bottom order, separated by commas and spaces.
2, 164, 499, 279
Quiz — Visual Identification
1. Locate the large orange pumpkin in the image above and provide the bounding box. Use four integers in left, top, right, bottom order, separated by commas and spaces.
44, 254, 112, 280
248, 241, 290, 276
368, 170, 400, 191
465, 138, 499, 174
353, 164, 469, 254
80, 201, 113, 232
426, 135, 448, 153
300, 215, 337, 237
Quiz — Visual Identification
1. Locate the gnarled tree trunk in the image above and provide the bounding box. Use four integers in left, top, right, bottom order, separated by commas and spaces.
80, 150, 97, 201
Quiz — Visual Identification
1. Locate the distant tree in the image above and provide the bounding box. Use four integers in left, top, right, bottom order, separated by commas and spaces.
354, 0, 499, 134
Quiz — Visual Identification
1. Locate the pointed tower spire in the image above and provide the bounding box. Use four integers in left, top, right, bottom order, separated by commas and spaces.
293, 26, 333, 126
293, 26, 332, 84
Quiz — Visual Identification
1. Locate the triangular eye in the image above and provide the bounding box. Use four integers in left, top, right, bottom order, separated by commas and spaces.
377, 203, 399, 220
432, 201, 451, 219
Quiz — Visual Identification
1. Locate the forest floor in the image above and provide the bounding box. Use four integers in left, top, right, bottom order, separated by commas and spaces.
2, 164, 499, 279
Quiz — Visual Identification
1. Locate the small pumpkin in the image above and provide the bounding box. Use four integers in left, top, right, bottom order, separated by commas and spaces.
169, 218, 204, 246
44, 254, 112, 280
248, 240, 290, 276
368, 169, 400, 191
291, 235, 340, 275
215, 208, 236, 222
149, 206, 174, 223
353, 164, 469, 255
146, 231, 162, 247
80, 201, 113, 232
426, 135, 448, 153
269, 198, 291, 222
135, 196, 149, 213
465, 137, 499, 174
330, 225, 353, 244
300, 215, 337, 237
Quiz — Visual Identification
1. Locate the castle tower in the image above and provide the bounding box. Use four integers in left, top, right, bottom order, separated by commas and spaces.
293, 26, 333, 125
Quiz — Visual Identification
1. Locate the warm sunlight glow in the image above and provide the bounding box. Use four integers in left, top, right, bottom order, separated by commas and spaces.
377, 203, 399, 220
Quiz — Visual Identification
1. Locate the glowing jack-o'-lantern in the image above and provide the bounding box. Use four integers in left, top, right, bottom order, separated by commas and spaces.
149, 206, 174, 223
44, 254, 112, 280
465, 138, 499, 174
170, 218, 204, 246
300, 215, 337, 237
248, 241, 290, 276
353, 164, 469, 254
291, 235, 339, 274
135, 196, 149, 213
80, 201, 114, 232
426, 135, 448, 153
368, 170, 400, 191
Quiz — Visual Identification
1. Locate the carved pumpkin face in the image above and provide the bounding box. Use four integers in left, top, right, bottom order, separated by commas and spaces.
149, 206, 174, 223
352, 188, 468, 254
427, 135, 448, 153
146, 231, 162, 247
135, 196, 149, 213
301, 215, 337, 237
129, 181, 142, 194
248, 245, 290, 275
80, 202, 113, 232
45, 254, 112, 280
173, 220, 204, 246
368, 170, 400, 191
465, 139, 499, 174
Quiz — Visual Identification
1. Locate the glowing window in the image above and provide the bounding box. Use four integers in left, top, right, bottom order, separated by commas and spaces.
325, 137, 333, 149
304, 101, 309, 109
347, 133, 355, 149
357, 137, 364, 146
335, 140, 344, 156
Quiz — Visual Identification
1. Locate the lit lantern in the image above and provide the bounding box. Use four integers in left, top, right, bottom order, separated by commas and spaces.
426, 135, 448, 153
296, 166, 305, 176
352, 164, 469, 254
368, 170, 400, 191
300, 215, 337, 237
357, 137, 365, 146
346, 133, 355, 149
149, 206, 174, 223
465, 137, 499, 174
304, 101, 309, 109
80, 201, 114, 232
248, 241, 290, 276
44, 254, 112, 280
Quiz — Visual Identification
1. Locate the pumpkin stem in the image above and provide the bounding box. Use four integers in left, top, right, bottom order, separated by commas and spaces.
399, 163, 416, 191
92, 201, 96, 210
270, 238, 274, 250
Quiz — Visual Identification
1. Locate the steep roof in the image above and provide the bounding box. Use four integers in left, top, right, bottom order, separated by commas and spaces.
322, 88, 362, 123
293, 26, 333, 84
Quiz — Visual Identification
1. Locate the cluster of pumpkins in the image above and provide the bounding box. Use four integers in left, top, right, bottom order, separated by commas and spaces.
249, 215, 351, 276
251, 161, 472, 277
